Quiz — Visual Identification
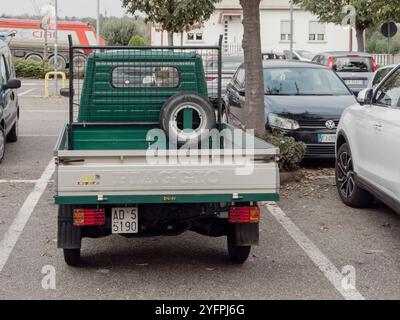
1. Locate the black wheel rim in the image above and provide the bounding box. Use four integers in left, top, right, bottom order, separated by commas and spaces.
337, 150, 355, 198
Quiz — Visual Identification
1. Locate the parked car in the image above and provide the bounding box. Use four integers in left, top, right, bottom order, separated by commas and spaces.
335, 64, 400, 214
0, 38, 21, 163
367, 64, 396, 89
262, 50, 286, 60
312, 52, 377, 95
206, 55, 243, 106
224, 60, 357, 158
283, 49, 315, 61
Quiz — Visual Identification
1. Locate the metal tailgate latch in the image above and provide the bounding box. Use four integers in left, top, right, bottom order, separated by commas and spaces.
97, 195, 106, 202
232, 193, 243, 200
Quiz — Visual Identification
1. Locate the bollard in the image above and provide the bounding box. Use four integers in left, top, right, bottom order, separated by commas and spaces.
44, 71, 67, 97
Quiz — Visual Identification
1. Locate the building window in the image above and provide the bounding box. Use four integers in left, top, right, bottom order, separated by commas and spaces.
280, 20, 292, 41
309, 21, 326, 41
187, 32, 203, 41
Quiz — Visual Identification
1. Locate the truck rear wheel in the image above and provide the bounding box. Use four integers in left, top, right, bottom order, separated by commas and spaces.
63, 249, 81, 266
227, 232, 251, 264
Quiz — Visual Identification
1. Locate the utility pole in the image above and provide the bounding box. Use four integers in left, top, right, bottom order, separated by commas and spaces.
289, 0, 293, 59
54, 0, 59, 95
97, 0, 100, 45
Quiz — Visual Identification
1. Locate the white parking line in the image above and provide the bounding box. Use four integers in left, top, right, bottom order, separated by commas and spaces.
18, 89, 36, 97
0, 179, 54, 184
0, 160, 55, 273
264, 202, 365, 300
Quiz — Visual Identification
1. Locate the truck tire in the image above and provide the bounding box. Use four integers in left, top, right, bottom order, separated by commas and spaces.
336, 143, 374, 208
73, 55, 87, 76
49, 55, 67, 70
160, 92, 216, 145
6, 118, 18, 143
0, 128, 5, 163
63, 249, 81, 266
25, 53, 43, 63
227, 230, 251, 264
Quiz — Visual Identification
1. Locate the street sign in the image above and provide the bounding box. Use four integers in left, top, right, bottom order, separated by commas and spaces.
381, 22, 398, 38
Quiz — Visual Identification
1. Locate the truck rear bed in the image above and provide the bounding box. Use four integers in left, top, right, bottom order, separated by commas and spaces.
54, 124, 280, 205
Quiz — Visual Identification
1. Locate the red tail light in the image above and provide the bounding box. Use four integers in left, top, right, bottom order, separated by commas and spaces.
73, 208, 105, 226
371, 56, 377, 72
205, 76, 217, 81
229, 206, 260, 223
328, 56, 335, 69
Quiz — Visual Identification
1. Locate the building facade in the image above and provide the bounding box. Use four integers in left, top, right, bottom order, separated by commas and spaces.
150, 0, 358, 55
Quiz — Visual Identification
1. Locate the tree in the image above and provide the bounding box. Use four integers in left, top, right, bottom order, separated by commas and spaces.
100, 17, 141, 46
239, 0, 265, 136
121, 0, 219, 46
128, 35, 147, 46
293, 0, 399, 51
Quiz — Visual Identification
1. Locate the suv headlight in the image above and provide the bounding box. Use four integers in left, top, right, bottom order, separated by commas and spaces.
268, 113, 300, 130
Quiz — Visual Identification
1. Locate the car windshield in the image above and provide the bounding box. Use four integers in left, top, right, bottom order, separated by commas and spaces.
264, 67, 351, 96
334, 56, 372, 72
296, 50, 315, 60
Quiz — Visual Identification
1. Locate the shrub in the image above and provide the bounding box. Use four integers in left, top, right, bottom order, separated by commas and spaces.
128, 35, 147, 46
14, 59, 51, 78
261, 130, 306, 172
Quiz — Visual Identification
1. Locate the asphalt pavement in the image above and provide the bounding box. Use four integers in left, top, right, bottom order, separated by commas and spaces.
0, 79, 399, 300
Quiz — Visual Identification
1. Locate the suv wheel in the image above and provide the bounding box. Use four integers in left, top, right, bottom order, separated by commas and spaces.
0, 128, 5, 163
336, 143, 374, 208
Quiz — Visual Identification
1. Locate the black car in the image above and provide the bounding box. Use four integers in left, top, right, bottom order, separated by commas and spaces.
224, 60, 357, 158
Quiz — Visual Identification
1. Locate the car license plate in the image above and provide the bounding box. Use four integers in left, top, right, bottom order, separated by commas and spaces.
112, 207, 138, 234
318, 134, 336, 143
345, 79, 363, 85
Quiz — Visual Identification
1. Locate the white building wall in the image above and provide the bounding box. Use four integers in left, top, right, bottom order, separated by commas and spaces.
150, 0, 358, 54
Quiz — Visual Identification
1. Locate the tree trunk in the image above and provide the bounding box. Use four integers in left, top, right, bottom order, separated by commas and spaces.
240, 0, 265, 136
356, 27, 365, 52
168, 32, 174, 46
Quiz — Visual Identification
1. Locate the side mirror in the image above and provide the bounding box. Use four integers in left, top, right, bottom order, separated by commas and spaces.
357, 88, 373, 105
60, 88, 73, 97
238, 88, 245, 97
3, 79, 21, 90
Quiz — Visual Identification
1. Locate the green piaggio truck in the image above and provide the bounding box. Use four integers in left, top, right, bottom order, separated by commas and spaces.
55, 36, 280, 266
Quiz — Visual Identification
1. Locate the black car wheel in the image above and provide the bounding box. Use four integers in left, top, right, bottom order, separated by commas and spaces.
6, 118, 18, 143
227, 231, 251, 264
335, 143, 374, 208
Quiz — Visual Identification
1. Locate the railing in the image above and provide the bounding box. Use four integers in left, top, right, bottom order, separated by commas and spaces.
222, 44, 243, 56
372, 54, 400, 66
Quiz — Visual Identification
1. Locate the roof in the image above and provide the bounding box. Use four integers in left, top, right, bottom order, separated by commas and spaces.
0, 18, 94, 30
317, 51, 373, 57
261, 60, 328, 69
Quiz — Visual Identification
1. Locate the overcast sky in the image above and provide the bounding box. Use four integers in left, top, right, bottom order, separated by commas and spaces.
1, 0, 128, 18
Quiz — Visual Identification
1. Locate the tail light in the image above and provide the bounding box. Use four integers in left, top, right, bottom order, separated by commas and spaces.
371, 56, 377, 72
73, 208, 105, 226
205, 76, 217, 81
229, 206, 260, 223
328, 56, 335, 69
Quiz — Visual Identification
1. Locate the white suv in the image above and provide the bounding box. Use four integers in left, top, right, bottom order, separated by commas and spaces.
335, 64, 400, 213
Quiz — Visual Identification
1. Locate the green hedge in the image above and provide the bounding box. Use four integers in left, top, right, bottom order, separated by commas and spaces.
14, 59, 52, 78
262, 130, 306, 172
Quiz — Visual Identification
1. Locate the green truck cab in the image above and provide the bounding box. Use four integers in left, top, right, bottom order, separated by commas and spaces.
55, 38, 280, 266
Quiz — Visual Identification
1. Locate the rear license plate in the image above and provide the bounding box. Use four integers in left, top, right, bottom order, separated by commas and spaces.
112, 207, 138, 234
318, 134, 336, 143
345, 79, 364, 85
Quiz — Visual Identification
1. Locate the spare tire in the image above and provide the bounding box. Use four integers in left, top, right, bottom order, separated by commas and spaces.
160, 92, 216, 145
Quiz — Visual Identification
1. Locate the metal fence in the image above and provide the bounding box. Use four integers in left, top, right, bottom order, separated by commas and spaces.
67, 35, 223, 148
372, 54, 400, 66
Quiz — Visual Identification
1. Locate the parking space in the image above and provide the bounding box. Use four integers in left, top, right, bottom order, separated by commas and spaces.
0, 87, 399, 300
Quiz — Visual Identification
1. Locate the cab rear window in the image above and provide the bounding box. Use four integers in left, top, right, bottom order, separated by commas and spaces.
112, 66, 179, 88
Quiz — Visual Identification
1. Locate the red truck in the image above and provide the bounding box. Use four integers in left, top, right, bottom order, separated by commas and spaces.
0, 18, 105, 69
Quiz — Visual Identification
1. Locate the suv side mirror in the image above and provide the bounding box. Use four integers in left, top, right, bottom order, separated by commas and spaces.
3, 79, 21, 90
357, 88, 373, 105
238, 88, 245, 97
